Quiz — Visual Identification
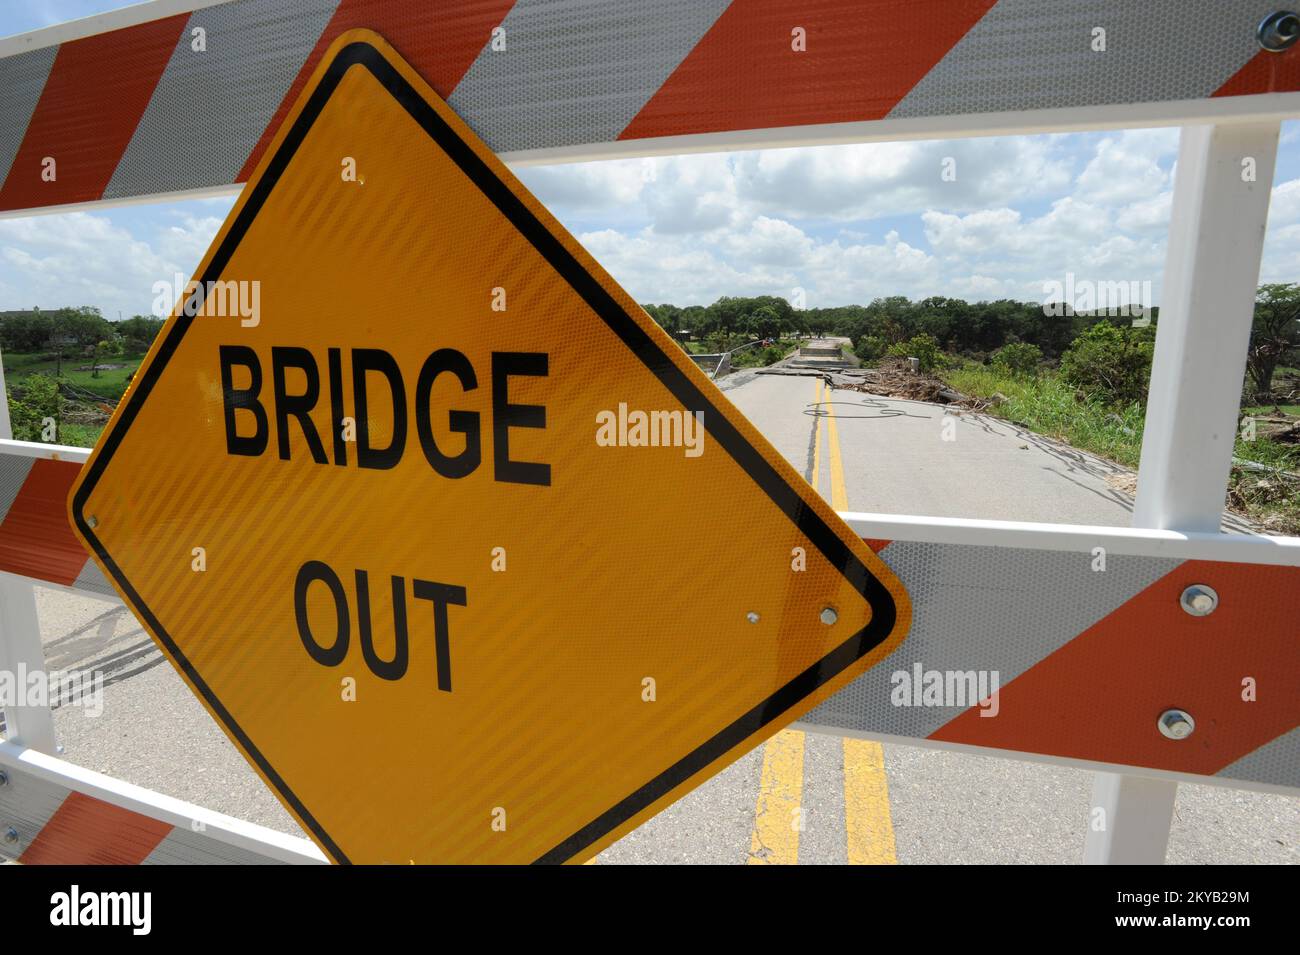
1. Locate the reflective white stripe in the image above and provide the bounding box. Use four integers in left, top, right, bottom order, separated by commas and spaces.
0, 738, 325, 864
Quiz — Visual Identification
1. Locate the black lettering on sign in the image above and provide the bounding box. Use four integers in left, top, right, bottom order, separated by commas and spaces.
492, 352, 550, 487
220, 345, 268, 456
295, 560, 349, 666
415, 348, 480, 479
219, 347, 551, 485
328, 347, 348, 466
293, 560, 466, 691
352, 348, 406, 471
272, 346, 327, 464
413, 579, 468, 692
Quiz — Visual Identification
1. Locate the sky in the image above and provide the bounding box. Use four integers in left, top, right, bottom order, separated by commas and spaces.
1, 1, 1298, 320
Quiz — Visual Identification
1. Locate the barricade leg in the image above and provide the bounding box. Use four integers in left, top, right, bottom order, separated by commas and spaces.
1083, 121, 1281, 864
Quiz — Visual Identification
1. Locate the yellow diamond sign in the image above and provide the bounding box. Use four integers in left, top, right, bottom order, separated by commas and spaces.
68, 30, 910, 864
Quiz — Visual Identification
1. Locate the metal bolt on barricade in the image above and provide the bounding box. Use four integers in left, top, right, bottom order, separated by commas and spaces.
1158, 709, 1196, 740
1258, 11, 1300, 51
1180, 584, 1218, 617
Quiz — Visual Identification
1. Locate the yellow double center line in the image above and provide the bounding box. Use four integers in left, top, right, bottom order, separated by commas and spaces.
748, 377, 896, 865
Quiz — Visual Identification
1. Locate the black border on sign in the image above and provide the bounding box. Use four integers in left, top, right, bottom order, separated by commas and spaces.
71, 41, 898, 866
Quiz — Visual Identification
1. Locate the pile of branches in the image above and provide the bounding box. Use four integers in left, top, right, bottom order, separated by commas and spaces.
838, 357, 983, 408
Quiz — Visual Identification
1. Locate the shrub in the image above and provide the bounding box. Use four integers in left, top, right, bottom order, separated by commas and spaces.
990, 341, 1042, 377
855, 335, 887, 363
731, 342, 788, 368
1059, 322, 1153, 405
887, 333, 945, 372
8, 373, 63, 442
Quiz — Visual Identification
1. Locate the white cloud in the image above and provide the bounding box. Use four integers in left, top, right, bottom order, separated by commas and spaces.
0, 206, 232, 319
1074, 130, 1176, 203
642, 155, 740, 234
1116, 190, 1172, 232
1261, 178, 1300, 284
515, 159, 651, 212
0, 213, 170, 317
1267, 178, 1300, 228
1, 127, 1293, 321
720, 216, 814, 266
731, 135, 1074, 221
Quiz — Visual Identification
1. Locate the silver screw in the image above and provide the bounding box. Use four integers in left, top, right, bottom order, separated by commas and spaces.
1158, 709, 1196, 740
3, 827, 17, 844
746, 611, 760, 624
1180, 584, 1218, 617
1258, 11, 1300, 52
819, 607, 838, 626
86, 514, 99, 529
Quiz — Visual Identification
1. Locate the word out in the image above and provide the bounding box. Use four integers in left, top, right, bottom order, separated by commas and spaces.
295, 560, 466, 691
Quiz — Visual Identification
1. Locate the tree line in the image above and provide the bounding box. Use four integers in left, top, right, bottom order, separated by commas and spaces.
642, 293, 1150, 359
0, 307, 163, 363
4, 284, 1295, 400
642, 285, 1299, 399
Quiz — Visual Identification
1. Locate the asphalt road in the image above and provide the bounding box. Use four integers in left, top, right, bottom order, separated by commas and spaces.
36, 368, 1298, 864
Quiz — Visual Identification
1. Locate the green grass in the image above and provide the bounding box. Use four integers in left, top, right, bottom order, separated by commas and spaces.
1233, 427, 1299, 475
944, 363, 1145, 469
731, 339, 796, 369
1243, 404, 1300, 417
3, 351, 144, 400
1, 352, 55, 370
945, 360, 1300, 533
57, 422, 105, 448
1230, 435, 1300, 534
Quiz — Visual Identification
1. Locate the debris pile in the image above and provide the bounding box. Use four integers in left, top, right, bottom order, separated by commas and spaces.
1251, 412, 1300, 444
831, 357, 985, 408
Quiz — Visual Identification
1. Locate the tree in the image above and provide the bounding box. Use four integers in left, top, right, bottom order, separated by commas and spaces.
804, 309, 835, 337
0, 310, 55, 352
991, 341, 1042, 377
887, 333, 944, 371
855, 335, 887, 364
92, 337, 123, 377
53, 306, 111, 352
1059, 322, 1154, 405
7, 373, 62, 442
117, 315, 165, 353
1246, 283, 1300, 397
747, 304, 783, 339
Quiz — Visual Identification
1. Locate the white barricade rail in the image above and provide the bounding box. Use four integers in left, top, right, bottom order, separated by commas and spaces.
0, 0, 1297, 864
0, 738, 325, 864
